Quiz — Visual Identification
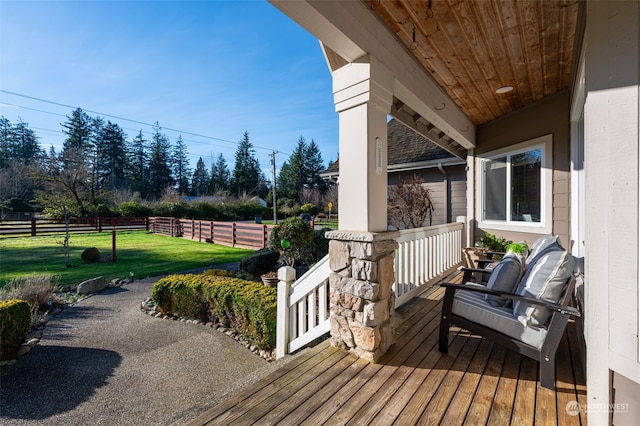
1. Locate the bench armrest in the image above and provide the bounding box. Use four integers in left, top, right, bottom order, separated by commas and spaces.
440, 282, 580, 317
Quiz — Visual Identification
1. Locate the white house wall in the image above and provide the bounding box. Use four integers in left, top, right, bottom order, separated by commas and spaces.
584, 1, 640, 424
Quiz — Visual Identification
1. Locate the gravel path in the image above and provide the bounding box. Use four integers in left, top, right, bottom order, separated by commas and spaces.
0, 272, 284, 425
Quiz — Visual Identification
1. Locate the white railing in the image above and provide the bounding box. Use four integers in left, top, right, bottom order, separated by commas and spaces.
276, 257, 331, 359
276, 221, 465, 358
393, 222, 464, 307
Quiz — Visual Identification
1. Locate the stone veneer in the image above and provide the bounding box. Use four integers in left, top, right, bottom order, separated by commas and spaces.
326, 230, 399, 362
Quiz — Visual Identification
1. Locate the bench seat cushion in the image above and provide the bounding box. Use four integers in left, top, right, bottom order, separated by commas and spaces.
453, 288, 548, 348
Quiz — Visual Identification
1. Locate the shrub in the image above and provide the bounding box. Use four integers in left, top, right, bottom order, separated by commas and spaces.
301, 228, 330, 265
0, 299, 32, 361
151, 273, 277, 349
81, 247, 101, 263
151, 274, 208, 321
268, 217, 313, 267
300, 203, 319, 215
117, 201, 152, 217
0, 276, 56, 327
239, 248, 279, 278
153, 201, 189, 218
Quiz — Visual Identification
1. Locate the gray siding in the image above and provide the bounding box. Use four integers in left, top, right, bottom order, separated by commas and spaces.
388, 164, 466, 228
474, 91, 571, 247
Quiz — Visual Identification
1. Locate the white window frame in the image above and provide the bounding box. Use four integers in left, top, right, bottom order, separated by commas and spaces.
476, 134, 553, 234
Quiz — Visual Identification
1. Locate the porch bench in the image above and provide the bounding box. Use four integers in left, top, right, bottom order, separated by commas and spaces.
439, 234, 580, 389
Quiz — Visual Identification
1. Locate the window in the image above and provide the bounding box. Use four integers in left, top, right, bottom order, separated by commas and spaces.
478, 135, 552, 233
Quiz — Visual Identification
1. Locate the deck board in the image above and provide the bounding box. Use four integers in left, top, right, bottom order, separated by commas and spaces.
189, 272, 586, 426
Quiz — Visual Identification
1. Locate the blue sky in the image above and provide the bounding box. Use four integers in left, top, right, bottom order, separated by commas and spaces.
0, 0, 338, 175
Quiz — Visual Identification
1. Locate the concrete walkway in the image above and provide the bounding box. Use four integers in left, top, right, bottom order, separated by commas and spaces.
0, 273, 284, 425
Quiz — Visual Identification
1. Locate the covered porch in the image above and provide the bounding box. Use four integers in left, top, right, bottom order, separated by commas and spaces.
187, 270, 586, 426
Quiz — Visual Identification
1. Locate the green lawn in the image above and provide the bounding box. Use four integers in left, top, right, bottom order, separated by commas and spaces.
0, 231, 254, 288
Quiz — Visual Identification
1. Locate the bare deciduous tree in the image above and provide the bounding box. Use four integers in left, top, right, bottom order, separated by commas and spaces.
387, 174, 435, 230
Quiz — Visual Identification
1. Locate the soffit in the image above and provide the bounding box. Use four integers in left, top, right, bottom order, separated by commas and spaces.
367, 0, 580, 125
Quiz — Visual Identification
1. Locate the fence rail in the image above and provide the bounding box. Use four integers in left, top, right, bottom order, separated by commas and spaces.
0, 217, 149, 236
149, 217, 273, 250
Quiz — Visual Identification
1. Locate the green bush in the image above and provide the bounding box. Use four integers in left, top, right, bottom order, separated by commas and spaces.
117, 201, 153, 217
153, 202, 189, 218
239, 248, 280, 277
185, 202, 226, 221
268, 217, 313, 267
301, 228, 330, 265
151, 272, 277, 349
0, 299, 32, 361
300, 203, 319, 215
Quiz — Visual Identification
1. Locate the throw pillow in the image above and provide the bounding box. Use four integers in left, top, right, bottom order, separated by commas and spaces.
513, 248, 575, 327
484, 253, 524, 307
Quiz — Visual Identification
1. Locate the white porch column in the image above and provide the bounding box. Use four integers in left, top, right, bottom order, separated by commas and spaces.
333, 55, 392, 232
327, 55, 397, 362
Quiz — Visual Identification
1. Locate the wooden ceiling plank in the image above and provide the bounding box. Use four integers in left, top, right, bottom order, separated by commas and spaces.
493, 0, 531, 107
405, 0, 494, 123
445, 0, 512, 120
422, 0, 506, 122
542, 2, 562, 96
473, 1, 526, 112
518, 0, 545, 101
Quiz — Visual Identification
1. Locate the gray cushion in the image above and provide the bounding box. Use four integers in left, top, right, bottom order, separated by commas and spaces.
484, 253, 523, 307
513, 248, 575, 328
526, 234, 562, 267
453, 288, 548, 348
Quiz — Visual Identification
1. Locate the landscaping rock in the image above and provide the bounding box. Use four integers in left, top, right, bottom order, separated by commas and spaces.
77, 276, 107, 295
81, 247, 101, 263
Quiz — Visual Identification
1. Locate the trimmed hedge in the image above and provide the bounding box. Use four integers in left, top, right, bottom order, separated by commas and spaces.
151, 271, 277, 349
239, 248, 279, 278
0, 299, 32, 361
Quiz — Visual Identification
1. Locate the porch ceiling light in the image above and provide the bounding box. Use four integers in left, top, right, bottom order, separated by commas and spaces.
496, 86, 514, 94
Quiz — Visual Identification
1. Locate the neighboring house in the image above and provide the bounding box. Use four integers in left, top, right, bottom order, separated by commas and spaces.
250, 196, 267, 207
320, 118, 466, 227
270, 1, 640, 424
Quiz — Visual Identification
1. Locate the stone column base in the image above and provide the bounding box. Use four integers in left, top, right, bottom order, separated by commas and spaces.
326, 230, 398, 363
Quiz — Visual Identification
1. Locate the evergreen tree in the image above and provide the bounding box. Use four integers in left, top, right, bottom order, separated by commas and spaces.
60, 108, 93, 170
172, 135, 190, 195
129, 130, 148, 198
0, 117, 15, 168
229, 131, 262, 197
304, 139, 327, 194
190, 157, 209, 196
147, 122, 173, 198
209, 153, 230, 195
277, 136, 307, 200
97, 121, 129, 191
12, 118, 42, 165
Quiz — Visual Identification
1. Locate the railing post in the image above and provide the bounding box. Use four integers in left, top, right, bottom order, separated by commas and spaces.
145, 217, 149, 231
31, 218, 36, 236
276, 266, 296, 359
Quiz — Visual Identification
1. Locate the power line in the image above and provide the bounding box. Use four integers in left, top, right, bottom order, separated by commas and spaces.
0, 89, 279, 153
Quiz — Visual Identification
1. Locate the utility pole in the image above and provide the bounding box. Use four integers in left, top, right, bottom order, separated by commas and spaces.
271, 151, 278, 224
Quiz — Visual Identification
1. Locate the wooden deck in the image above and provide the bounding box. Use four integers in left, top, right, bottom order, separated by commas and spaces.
188, 272, 587, 425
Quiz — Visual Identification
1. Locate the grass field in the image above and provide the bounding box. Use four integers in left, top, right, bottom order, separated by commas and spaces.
0, 231, 254, 288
